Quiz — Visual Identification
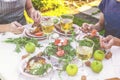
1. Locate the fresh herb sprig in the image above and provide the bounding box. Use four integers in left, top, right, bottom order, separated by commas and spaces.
44, 41, 75, 60
4, 37, 41, 53
30, 64, 51, 75
78, 39, 94, 47
43, 40, 76, 70
44, 43, 57, 56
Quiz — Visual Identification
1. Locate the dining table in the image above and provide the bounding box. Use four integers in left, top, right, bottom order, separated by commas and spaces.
0, 24, 120, 80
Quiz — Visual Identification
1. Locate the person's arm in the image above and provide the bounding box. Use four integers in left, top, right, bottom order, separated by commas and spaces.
93, 13, 105, 31
0, 21, 24, 34
0, 24, 10, 33
25, 0, 41, 23
113, 37, 120, 46
100, 35, 120, 49
25, 0, 35, 17
81, 13, 105, 32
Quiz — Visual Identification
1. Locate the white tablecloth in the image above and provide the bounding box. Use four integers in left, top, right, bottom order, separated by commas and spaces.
0, 32, 120, 80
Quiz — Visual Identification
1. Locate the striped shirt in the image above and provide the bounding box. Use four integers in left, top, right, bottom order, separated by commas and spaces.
0, 0, 26, 25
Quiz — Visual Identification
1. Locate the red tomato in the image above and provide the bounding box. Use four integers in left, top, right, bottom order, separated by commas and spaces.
34, 32, 43, 36
62, 39, 68, 46
56, 50, 65, 57
91, 29, 97, 37
54, 39, 61, 45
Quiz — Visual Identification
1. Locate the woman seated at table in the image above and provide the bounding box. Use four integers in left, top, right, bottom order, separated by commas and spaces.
0, 0, 41, 34
100, 35, 120, 49
81, 0, 120, 38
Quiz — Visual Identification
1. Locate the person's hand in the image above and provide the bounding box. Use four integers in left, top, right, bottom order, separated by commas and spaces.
30, 10, 41, 24
9, 21, 24, 34
81, 23, 95, 33
100, 35, 114, 49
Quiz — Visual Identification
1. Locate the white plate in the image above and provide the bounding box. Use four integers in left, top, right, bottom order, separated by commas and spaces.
54, 24, 80, 36
0, 73, 5, 80
23, 24, 47, 39
19, 56, 53, 79
25, 30, 46, 38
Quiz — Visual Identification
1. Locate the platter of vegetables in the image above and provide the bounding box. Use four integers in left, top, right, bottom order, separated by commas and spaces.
43, 38, 76, 70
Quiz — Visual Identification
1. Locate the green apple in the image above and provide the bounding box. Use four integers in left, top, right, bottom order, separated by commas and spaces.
93, 50, 105, 61
25, 42, 36, 53
91, 60, 103, 73
66, 64, 78, 76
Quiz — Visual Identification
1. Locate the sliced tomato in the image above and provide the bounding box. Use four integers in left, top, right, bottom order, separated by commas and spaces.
62, 39, 68, 46
56, 50, 65, 57
34, 32, 43, 36
54, 39, 61, 45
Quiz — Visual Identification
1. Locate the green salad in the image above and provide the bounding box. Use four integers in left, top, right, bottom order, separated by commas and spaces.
29, 64, 51, 75
78, 38, 94, 47
43, 39, 76, 70
84, 36, 101, 52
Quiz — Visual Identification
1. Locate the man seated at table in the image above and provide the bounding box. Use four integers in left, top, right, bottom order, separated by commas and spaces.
81, 0, 120, 38
0, 0, 41, 34
81, 0, 120, 48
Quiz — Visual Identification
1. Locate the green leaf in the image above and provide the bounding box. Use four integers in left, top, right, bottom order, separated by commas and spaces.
29, 64, 51, 75
79, 39, 93, 47
15, 43, 21, 53
4, 37, 41, 53
43, 39, 76, 70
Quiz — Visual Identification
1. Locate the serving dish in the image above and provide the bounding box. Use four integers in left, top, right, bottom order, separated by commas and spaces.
43, 38, 76, 70
19, 54, 53, 78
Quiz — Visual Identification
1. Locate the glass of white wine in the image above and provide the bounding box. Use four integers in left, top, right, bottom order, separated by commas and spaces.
76, 38, 94, 75
41, 16, 54, 43
60, 14, 74, 37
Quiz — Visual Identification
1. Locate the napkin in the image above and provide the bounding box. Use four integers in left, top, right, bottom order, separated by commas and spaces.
111, 46, 120, 65
110, 46, 120, 77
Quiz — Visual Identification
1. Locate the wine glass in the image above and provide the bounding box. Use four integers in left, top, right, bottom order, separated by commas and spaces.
41, 16, 54, 43
60, 14, 74, 37
76, 38, 94, 75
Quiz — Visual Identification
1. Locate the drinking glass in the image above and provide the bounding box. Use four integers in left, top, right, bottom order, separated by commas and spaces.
60, 14, 74, 37
41, 16, 54, 43
76, 38, 94, 75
